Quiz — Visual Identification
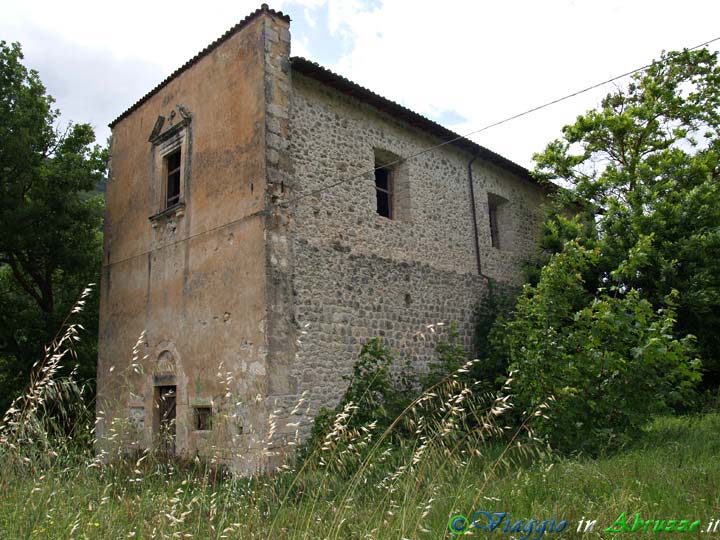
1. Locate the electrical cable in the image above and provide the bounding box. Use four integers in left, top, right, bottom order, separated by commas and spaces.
102, 36, 720, 269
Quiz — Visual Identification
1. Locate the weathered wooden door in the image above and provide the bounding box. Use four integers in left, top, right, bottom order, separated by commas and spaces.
157, 386, 176, 455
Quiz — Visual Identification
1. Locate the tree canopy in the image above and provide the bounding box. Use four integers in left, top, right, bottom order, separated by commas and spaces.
492, 48, 720, 453
536, 48, 720, 387
0, 41, 106, 411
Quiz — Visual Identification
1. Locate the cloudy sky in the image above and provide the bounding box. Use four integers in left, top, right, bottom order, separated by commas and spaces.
2, 0, 719, 168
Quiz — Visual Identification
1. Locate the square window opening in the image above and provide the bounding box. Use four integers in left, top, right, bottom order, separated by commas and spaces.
194, 406, 212, 431
165, 149, 182, 208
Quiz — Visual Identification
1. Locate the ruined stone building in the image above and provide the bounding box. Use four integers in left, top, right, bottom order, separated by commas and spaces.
96, 4, 549, 472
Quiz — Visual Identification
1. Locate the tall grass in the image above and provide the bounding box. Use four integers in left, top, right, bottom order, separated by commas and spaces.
0, 285, 95, 467
2, 413, 720, 539
1, 294, 719, 539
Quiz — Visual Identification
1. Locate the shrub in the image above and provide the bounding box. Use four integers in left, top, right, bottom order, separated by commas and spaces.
499, 241, 701, 455
309, 328, 481, 451
472, 280, 520, 387
421, 322, 469, 389
309, 338, 410, 450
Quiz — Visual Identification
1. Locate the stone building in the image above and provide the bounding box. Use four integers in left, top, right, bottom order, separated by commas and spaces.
96, 4, 549, 472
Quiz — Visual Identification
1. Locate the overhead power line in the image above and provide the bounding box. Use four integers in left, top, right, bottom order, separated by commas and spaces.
288, 35, 720, 206
103, 36, 720, 270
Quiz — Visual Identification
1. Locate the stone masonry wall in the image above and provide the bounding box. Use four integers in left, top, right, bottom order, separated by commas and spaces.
291, 242, 486, 410
280, 73, 548, 434
99, 5, 548, 471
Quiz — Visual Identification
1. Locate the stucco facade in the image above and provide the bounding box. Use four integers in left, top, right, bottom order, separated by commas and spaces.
96, 4, 548, 473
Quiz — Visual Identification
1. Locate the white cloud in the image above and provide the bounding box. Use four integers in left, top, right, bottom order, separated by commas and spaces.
321, 0, 720, 166
2, 0, 265, 67
2, 0, 719, 167
291, 35, 313, 59
303, 8, 318, 29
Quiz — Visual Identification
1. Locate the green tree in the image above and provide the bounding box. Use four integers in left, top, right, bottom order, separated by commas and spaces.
491, 48, 719, 453
532, 48, 720, 391
0, 41, 106, 411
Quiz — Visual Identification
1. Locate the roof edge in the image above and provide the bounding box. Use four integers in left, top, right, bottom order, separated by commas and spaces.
108, 4, 290, 129
290, 56, 550, 190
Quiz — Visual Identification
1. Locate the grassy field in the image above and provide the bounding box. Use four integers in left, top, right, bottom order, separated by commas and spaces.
1, 412, 718, 539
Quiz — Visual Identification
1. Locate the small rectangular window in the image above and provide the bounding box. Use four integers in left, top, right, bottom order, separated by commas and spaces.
487, 192, 510, 250
194, 406, 212, 431
375, 167, 393, 219
489, 199, 500, 249
166, 149, 181, 208
374, 148, 410, 221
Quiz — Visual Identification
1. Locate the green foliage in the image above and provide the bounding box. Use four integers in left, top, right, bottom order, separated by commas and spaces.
0, 41, 106, 411
2, 407, 719, 538
310, 338, 413, 448
310, 327, 479, 451
532, 47, 720, 392
6, 293, 714, 539
490, 47, 720, 455
472, 281, 520, 386
0, 286, 96, 471
500, 241, 701, 454
342, 338, 405, 425
421, 322, 468, 388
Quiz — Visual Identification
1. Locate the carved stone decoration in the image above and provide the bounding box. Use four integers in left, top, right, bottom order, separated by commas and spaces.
148, 115, 166, 142
152, 340, 181, 385
156, 350, 175, 375
177, 105, 191, 123
148, 105, 192, 145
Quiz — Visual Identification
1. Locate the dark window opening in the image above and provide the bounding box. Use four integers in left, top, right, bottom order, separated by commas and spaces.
375, 167, 393, 219
166, 149, 181, 207
156, 385, 176, 454
194, 406, 212, 431
489, 199, 500, 249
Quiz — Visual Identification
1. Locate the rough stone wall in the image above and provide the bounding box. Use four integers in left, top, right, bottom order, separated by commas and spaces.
284, 73, 547, 430
97, 14, 272, 473
292, 243, 485, 408
476, 166, 547, 281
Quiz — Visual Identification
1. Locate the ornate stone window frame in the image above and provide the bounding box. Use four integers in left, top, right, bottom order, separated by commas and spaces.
148, 106, 192, 223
